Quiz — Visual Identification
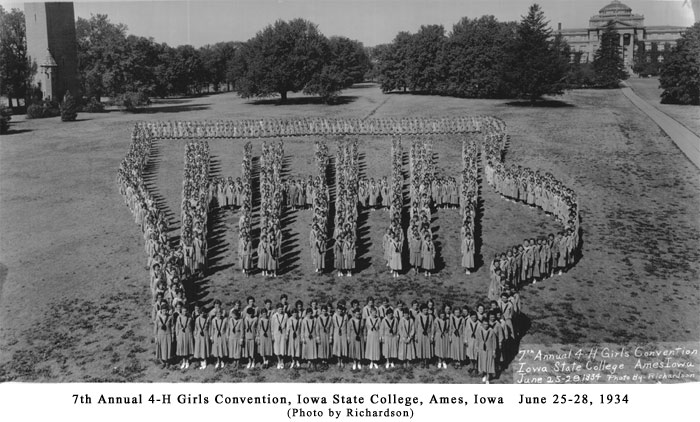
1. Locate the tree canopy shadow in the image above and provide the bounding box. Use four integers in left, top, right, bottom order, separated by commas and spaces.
247, 95, 358, 106
345, 82, 378, 89
149, 98, 198, 105
134, 104, 211, 114
1, 128, 32, 135
503, 99, 575, 108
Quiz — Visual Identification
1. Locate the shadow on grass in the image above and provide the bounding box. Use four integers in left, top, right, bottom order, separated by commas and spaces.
2, 128, 32, 135
345, 83, 378, 90
150, 98, 198, 105
247, 96, 358, 106
504, 100, 575, 108
134, 104, 211, 114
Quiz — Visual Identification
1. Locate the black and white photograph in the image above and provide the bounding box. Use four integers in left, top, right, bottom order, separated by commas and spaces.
0, 0, 699, 405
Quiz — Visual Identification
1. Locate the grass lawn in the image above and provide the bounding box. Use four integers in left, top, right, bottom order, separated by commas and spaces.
625, 77, 700, 137
0, 84, 698, 383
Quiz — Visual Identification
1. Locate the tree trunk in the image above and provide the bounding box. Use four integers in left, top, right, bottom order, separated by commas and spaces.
280, 91, 288, 103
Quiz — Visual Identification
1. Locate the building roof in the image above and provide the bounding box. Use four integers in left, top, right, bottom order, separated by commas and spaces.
599, 1, 632, 15
645, 26, 686, 31
41, 50, 57, 67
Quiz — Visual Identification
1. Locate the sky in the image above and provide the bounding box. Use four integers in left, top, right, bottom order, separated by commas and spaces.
2, 0, 696, 47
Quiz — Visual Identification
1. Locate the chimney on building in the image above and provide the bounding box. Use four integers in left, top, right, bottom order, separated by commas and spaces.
558, 22, 562, 31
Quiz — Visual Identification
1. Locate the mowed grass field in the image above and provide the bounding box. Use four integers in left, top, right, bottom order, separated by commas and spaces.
0, 84, 698, 383
625, 77, 700, 137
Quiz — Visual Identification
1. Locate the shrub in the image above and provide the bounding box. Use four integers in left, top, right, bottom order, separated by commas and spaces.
115, 90, 151, 112
60, 91, 78, 122
26, 104, 45, 119
0, 107, 11, 134
26, 100, 60, 119
80, 97, 105, 113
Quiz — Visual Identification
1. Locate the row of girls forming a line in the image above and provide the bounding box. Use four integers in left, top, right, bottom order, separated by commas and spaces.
308, 140, 330, 273
256, 140, 284, 277
151, 141, 210, 311
236, 143, 254, 276
136, 117, 485, 140
404, 139, 437, 277
179, 141, 210, 280
332, 138, 359, 277
483, 140, 580, 298
153, 292, 521, 383
381, 138, 404, 278
117, 126, 174, 289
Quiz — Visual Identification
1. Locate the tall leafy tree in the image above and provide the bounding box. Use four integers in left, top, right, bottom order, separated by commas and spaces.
234, 19, 329, 102
660, 22, 700, 105
377, 31, 413, 93
122, 35, 162, 94
592, 22, 628, 88
326, 36, 370, 85
0, 6, 34, 108
304, 37, 370, 103
199, 42, 237, 92
506, 4, 568, 102
170, 45, 205, 95
444, 16, 516, 98
405, 25, 447, 93
76, 14, 129, 99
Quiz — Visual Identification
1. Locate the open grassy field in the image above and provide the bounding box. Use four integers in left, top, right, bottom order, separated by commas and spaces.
626, 77, 700, 137
0, 84, 698, 383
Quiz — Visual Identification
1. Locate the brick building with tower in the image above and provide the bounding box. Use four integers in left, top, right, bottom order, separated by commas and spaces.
24, 2, 79, 101
555, 1, 686, 73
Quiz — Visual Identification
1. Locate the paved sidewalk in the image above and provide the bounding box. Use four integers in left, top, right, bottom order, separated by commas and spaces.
621, 82, 700, 169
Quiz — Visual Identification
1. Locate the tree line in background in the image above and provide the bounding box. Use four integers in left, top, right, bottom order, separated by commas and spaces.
373, 4, 632, 100
76, 13, 238, 102
0, 3, 698, 125
74, 15, 371, 105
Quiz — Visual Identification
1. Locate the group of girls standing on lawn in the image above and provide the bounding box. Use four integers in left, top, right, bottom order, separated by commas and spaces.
358, 177, 390, 209
154, 293, 522, 383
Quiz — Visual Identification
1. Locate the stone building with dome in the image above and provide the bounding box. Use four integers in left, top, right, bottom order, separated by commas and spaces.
555, 1, 686, 72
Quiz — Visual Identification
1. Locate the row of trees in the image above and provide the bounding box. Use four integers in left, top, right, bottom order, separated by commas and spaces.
1, 4, 698, 108
77, 14, 239, 100
78, 16, 371, 103
373, 4, 631, 100
1, 9, 371, 106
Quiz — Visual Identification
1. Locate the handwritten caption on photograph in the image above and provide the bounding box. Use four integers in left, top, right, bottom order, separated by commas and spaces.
515, 341, 699, 383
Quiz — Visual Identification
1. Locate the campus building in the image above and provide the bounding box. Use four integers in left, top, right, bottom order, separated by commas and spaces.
555, 1, 686, 71
24, 2, 79, 101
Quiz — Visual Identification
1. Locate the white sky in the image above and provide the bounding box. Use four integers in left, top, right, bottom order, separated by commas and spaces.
2, 0, 695, 47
